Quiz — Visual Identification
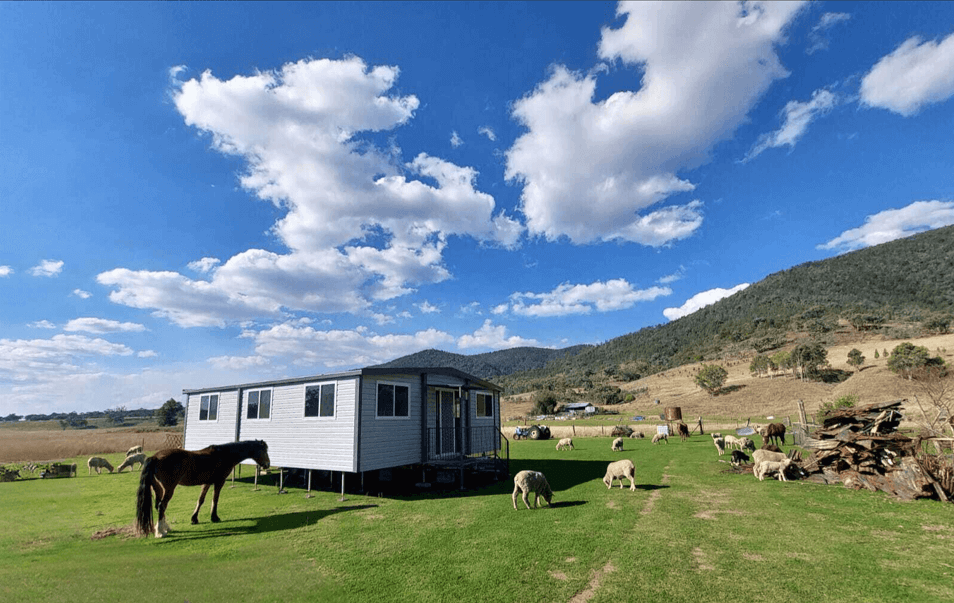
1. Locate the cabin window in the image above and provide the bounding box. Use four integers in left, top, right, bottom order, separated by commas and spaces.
304, 383, 335, 418
377, 382, 410, 418
246, 389, 271, 420
476, 392, 494, 418
199, 394, 218, 421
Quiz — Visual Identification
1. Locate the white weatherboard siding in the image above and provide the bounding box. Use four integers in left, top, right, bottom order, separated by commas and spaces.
358, 375, 423, 472
184, 391, 238, 451
239, 378, 359, 472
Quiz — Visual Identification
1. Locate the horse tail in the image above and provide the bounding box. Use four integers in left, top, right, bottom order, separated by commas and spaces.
136, 457, 157, 536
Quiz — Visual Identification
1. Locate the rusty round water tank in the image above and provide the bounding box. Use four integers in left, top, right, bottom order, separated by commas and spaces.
664, 406, 683, 421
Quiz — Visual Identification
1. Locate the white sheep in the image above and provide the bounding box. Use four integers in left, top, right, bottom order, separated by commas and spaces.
752, 449, 787, 467
87, 457, 114, 475
712, 436, 725, 456
611, 437, 624, 451
723, 435, 743, 451
651, 433, 668, 445
629, 431, 645, 439
602, 459, 636, 491
754, 458, 793, 481
126, 445, 143, 457
512, 470, 553, 510
117, 453, 146, 473
555, 437, 574, 451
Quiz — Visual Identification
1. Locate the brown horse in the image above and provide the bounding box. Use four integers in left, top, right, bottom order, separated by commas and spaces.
136, 440, 269, 538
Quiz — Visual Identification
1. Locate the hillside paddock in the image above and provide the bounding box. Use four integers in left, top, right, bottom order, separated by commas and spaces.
503, 332, 954, 435
1, 432, 952, 603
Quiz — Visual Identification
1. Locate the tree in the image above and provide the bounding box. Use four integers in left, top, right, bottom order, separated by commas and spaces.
887, 342, 944, 380
923, 315, 952, 335
531, 392, 559, 416
2, 413, 22, 422
770, 350, 792, 377
749, 354, 773, 378
105, 405, 127, 426
791, 342, 828, 381
847, 348, 865, 370
695, 364, 728, 396
155, 398, 184, 427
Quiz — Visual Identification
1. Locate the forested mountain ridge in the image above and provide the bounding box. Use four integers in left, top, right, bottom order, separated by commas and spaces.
380, 226, 954, 393
371, 345, 593, 380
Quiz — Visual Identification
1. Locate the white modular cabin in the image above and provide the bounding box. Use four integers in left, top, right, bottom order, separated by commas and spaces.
182, 367, 504, 477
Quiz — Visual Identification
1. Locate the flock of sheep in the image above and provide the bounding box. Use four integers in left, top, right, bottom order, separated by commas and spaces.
512, 422, 793, 509
87, 445, 145, 475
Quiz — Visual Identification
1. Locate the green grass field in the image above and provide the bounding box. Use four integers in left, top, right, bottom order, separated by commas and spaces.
2, 440, 952, 603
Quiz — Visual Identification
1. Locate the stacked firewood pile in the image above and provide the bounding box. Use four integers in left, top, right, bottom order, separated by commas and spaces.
801, 399, 952, 502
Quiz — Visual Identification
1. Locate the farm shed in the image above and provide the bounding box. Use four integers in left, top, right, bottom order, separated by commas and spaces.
564, 402, 596, 415
182, 367, 506, 489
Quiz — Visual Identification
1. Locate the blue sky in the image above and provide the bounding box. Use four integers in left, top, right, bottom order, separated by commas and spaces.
2, 1, 954, 416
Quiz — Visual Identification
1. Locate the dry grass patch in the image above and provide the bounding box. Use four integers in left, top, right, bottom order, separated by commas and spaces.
0, 427, 178, 463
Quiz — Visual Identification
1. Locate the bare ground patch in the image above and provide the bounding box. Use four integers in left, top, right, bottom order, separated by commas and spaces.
568, 561, 616, 603
692, 547, 714, 571
91, 524, 139, 540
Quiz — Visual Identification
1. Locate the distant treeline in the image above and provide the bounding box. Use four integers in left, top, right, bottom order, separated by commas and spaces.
2, 408, 157, 424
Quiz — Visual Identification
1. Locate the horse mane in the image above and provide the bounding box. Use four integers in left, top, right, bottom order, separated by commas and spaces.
209, 440, 267, 454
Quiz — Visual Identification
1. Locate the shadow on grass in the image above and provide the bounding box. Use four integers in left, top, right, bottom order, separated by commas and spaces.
155, 505, 378, 542
548, 500, 587, 508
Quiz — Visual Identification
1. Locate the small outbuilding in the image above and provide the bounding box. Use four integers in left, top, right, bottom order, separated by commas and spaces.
182, 367, 506, 490
564, 402, 597, 416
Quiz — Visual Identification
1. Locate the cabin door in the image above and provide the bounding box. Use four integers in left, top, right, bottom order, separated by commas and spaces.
436, 389, 459, 457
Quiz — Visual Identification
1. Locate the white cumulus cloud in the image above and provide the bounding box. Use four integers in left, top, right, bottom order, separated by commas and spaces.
860, 33, 954, 116
505, 1, 806, 245
30, 260, 64, 277
72, 289, 92, 299
819, 200, 954, 252
64, 317, 147, 334
450, 131, 463, 148
663, 283, 750, 321
0, 266, 12, 277
478, 126, 496, 141
187, 257, 221, 274
502, 279, 671, 317
101, 56, 524, 328
245, 322, 455, 368
457, 319, 540, 350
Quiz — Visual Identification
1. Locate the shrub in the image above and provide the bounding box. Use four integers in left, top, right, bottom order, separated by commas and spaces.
816, 394, 858, 423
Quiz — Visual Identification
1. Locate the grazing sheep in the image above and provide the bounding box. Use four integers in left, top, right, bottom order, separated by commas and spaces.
752, 449, 788, 467
712, 436, 726, 456
675, 422, 690, 442
602, 459, 636, 491
730, 450, 750, 466
611, 437, 624, 451
652, 432, 668, 445
740, 437, 756, 452
512, 470, 553, 510
87, 457, 114, 475
555, 437, 574, 451
754, 458, 793, 481
723, 435, 743, 450
117, 453, 146, 473
759, 423, 786, 447
629, 431, 645, 439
